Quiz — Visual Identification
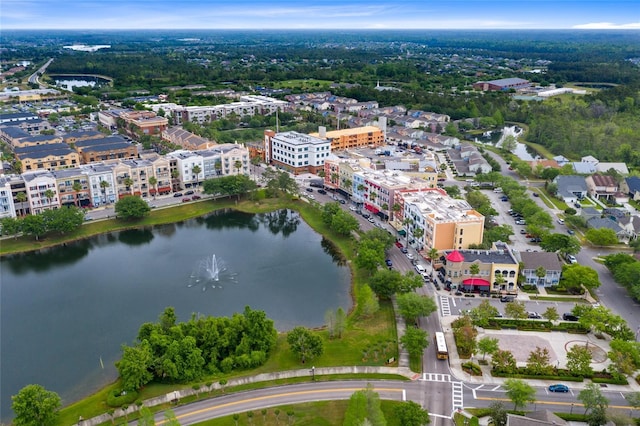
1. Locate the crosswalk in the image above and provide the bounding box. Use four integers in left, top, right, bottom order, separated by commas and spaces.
439, 296, 452, 316
421, 373, 451, 382
451, 381, 464, 411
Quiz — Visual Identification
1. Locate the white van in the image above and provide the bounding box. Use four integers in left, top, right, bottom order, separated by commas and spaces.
415, 264, 426, 274
493, 188, 503, 193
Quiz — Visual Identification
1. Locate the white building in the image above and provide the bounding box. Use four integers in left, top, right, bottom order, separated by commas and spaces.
23, 170, 59, 214
0, 176, 17, 219
265, 130, 331, 175
80, 163, 117, 206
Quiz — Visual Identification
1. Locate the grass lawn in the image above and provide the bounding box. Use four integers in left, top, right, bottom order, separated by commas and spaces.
188, 399, 409, 426
48, 195, 402, 424
273, 79, 334, 91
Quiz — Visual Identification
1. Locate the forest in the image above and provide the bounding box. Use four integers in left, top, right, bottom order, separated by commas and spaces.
4, 29, 640, 166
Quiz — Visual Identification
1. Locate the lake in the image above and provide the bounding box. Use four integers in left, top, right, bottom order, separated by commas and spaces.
0, 209, 352, 420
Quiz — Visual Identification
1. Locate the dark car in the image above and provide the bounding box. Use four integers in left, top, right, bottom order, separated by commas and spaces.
395, 241, 403, 248
185, 190, 194, 195
385, 259, 393, 267
500, 296, 514, 303
191, 195, 201, 200
567, 229, 575, 235
306, 187, 314, 192
173, 192, 183, 197
501, 196, 509, 202
182, 197, 191, 203
339, 199, 346, 204
563, 313, 579, 321
549, 384, 569, 393
530, 237, 542, 243
317, 189, 327, 194
532, 192, 540, 197
400, 247, 408, 254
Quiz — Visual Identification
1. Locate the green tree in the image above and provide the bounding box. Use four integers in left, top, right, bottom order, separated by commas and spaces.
137, 406, 155, 426
566, 344, 593, 377
470, 300, 499, 327
396, 293, 437, 324
72, 181, 83, 207
400, 327, 429, 358
1, 216, 22, 239
578, 383, 609, 415
560, 264, 601, 294
504, 378, 536, 411
488, 402, 507, 426
451, 315, 478, 357
42, 206, 84, 234
115, 195, 151, 220
477, 336, 499, 360
335, 307, 346, 339
358, 284, 380, 318
585, 228, 619, 246
492, 349, 517, 374
369, 269, 403, 299
21, 214, 47, 240
124, 177, 135, 195
526, 346, 553, 375
11, 384, 62, 426
505, 300, 528, 319
148, 176, 158, 199
540, 233, 581, 255
501, 135, 517, 152
343, 384, 387, 426
542, 306, 559, 321
331, 210, 360, 236
116, 340, 154, 391
191, 164, 202, 190
287, 326, 324, 364
100, 180, 111, 203
394, 400, 430, 426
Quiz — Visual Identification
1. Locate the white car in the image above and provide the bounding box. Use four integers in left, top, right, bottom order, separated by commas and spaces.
406, 253, 415, 260
558, 218, 565, 225
415, 264, 426, 274
566, 254, 577, 264
349, 206, 357, 211
306, 194, 315, 200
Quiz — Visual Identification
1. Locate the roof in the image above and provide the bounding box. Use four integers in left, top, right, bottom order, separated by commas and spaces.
75, 135, 129, 148
462, 278, 490, 286
446, 250, 465, 262
15, 143, 75, 159
519, 251, 563, 271
482, 78, 529, 87
572, 162, 596, 174
591, 174, 617, 187
587, 217, 623, 233
626, 176, 640, 193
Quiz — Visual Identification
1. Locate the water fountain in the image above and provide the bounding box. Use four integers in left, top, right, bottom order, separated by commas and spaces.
188, 254, 237, 291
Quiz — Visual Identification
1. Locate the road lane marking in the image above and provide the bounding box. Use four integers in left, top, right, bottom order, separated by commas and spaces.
452, 381, 464, 411
158, 387, 405, 424
474, 396, 631, 410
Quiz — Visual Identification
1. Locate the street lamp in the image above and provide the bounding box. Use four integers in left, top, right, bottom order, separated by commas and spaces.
570, 403, 574, 415
311, 366, 315, 381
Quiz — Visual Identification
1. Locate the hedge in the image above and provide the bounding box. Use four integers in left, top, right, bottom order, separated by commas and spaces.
592, 376, 628, 385
106, 389, 139, 407
491, 370, 584, 382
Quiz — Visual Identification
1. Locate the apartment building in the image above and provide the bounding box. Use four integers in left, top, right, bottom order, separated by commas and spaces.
23, 171, 60, 214
0, 177, 16, 219
170, 95, 288, 125
75, 136, 138, 163
16, 143, 81, 173
264, 130, 331, 175
52, 168, 91, 207
309, 125, 385, 151
397, 188, 485, 252
81, 163, 118, 206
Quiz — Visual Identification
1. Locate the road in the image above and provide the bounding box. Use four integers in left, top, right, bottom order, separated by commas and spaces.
142, 379, 635, 425
28, 58, 53, 87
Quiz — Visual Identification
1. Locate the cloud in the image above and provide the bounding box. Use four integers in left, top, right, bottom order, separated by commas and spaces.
572, 22, 640, 29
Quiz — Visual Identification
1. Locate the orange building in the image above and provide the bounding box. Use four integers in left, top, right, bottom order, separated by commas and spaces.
309, 125, 384, 151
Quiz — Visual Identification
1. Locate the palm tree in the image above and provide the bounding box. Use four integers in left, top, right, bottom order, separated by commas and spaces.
124, 177, 134, 195
412, 227, 424, 249
15, 191, 27, 216
43, 189, 55, 207
100, 180, 110, 205
234, 160, 243, 175
171, 169, 180, 192
72, 181, 83, 207
148, 176, 158, 199
191, 165, 202, 190
402, 217, 413, 246
381, 203, 389, 222
330, 172, 339, 186
392, 202, 401, 223
428, 247, 439, 270
535, 266, 547, 286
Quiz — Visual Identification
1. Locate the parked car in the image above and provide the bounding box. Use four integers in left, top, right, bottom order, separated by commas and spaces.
339, 199, 346, 204
548, 384, 569, 393
185, 190, 194, 195
567, 229, 575, 235
500, 196, 509, 202
191, 195, 201, 200
361, 213, 370, 219
406, 253, 415, 260
563, 313, 579, 321
173, 192, 183, 197
182, 197, 191, 203
400, 247, 408, 254
306, 187, 314, 192
317, 189, 326, 194
385, 259, 393, 267
528, 312, 542, 319
367, 217, 375, 223
520, 229, 527, 234
395, 241, 403, 248
530, 237, 542, 243
532, 192, 540, 197
557, 218, 565, 225
566, 254, 577, 264
415, 264, 426, 274
500, 296, 514, 303
349, 206, 357, 211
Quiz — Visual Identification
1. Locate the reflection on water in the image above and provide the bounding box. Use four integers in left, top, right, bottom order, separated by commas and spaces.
0, 209, 351, 420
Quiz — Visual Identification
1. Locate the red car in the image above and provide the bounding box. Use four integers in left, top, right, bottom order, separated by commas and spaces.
395, 241, 403, 248
191, 195, 201, 200
182, 198, 191, 203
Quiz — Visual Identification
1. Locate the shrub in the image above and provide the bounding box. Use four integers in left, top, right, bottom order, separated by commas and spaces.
106, 389, 139, 407
462, 361, 483, 376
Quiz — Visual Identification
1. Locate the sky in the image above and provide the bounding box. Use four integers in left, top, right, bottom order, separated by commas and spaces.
1, 0, 639, 30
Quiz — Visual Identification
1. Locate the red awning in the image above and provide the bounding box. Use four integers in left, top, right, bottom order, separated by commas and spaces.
463, 278, 491, 287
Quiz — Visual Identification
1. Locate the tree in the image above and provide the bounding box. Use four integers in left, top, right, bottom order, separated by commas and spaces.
335, 307, 346, 338
428, 248, 439, 269
100, 180, 111, 203
578, 383, 609, 415
116, 340, 154, 391
138, 406, 155, 426
585, 228, 619, 246
477, 336, 499, 360
191, 164, 202, 190
501, 135, 517, 152
504, 378, 536, 411
540, 233, 581, 255
148, 176, 158, 199
400, 327, 429, 358
470, 300, 499, 327
43, 189, 56, 207
234, 160, 243, 175
492, 350, 517, 374
566, 344, 593, 377
343, 385, 387, 426
488, 401, 507, 426
15, 191, 27, 215
11, 384, 62, 426
369, 269, 403, 299
358, 285, 380, 318
115, 195, 151, 220
396, 293, 437, 323
526, 346, 553, 375
542, 306, 559, 321
72, 181, 83, 207
331, 210, 360, 236
560, 264, 601, 294
505, 300, 528, 319
287, 326, 323, 363
124, 177, 135, 195
21, 214, 47, 240
1, 216, 22, 239
394, 400, 430, 426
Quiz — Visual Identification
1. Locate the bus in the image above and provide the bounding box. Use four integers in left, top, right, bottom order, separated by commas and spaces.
434, 331, 448, 360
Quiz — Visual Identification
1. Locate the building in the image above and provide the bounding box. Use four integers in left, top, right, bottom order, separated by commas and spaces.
519, 251, 563, 287
309, 125, 385, 151
162, 127, 214, 150
119, 111, 168, 138
52, 168, 91, 207
264, 130, 331, 175
81, 163, 118, 206
586, 174, 620, 201
441, 242, 519, 294
554, 175, 588, 204
75, 136, 139, 163
473, 78, 530, 91
15, 143, 81, 173
22, 170, 60, 214
167, 144, 249, 190
0, 112, 39, 125
170, 95, 288, 125
0, 176, 17, 219
396, 188, 485, 253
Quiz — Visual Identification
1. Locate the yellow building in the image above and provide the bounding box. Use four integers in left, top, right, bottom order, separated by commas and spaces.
310, 126, 384, 151
17, 144, 81, 173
